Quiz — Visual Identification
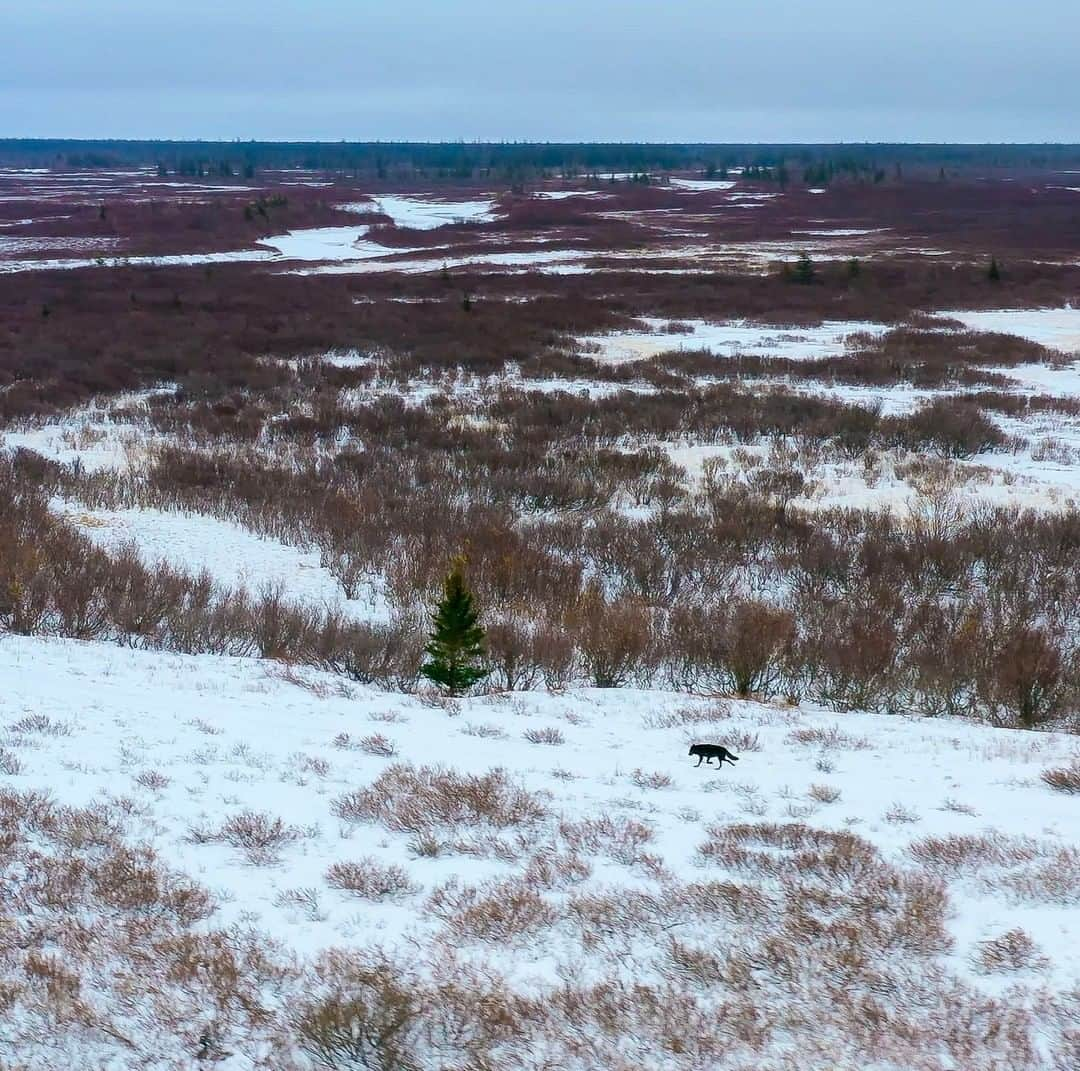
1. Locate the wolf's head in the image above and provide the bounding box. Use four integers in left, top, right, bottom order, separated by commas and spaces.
688, 744, 701, 756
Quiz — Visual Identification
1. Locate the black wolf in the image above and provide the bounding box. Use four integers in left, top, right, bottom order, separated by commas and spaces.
689, 744, 739, 768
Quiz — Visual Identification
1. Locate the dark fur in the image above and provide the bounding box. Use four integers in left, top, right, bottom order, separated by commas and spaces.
689, 744, 740, 768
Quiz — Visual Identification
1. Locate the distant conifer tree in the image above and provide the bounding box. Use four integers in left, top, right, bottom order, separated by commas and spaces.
988, 256, 1002, 282
421, 558, 487, 695
792, 252, 816, 284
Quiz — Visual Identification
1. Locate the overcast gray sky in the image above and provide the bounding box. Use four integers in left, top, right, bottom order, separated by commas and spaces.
2, 0, 1078, 142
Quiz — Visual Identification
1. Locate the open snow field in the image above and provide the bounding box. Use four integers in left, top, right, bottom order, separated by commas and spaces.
2, 634, 1078, 1067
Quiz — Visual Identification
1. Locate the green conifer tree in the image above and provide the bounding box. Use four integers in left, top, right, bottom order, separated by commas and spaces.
988, 256, 1002, 282
791, 252, 816, 285
421, 558, 487, 694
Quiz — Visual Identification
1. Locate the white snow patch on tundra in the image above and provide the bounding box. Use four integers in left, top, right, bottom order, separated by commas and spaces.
341, 195, 499, 229
576, 317, 889, 364
50, 502, 392, 623
943, 306, 1080, 354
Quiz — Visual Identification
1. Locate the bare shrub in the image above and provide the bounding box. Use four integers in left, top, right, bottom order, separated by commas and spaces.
294, 954, 425, 1071
723, 730, 762, 752
939, 797, 978, 815
989, 626, 1068, 727
522, 848, 593, 889
290, 753, 331, 779
427, 878, 559, 942
135, 769, 171, 791
484, 619, 546, 691
909, 832, 1041, 872
568, 583, 655, 688
643, 700, 731, 729
884, 803, 921, 825
786, 725, 871, 750
999, 849, 1080, 905
461, 722, 507, 739
358, 734, 397, 757
630, 769, 673, 790
274, 886, 326, 922
195, 810, 304, 865
974, 929, 1049, 973
0, 749, 24, 775
559, 813, 655, 865
808, 783, 841, 803
523, 726, 564, 745
332, 765, 549, 835
369, 710, 409, 724
7, 714, 71, 736
1041, 759, 1080, 794
324, 858, 419, 901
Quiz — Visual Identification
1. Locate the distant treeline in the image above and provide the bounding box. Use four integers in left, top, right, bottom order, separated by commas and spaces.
2, 140, 1080, 182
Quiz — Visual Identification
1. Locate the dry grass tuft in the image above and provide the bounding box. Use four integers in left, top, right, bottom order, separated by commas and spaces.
523, 726, 565, 745
808, 783, 841, 804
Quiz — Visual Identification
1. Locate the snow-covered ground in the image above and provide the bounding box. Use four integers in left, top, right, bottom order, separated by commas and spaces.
576, 317, 889, 364
668, 178, 738, 191
2, 632, 1077, 987
944, 306, 1080, 354
50, 501, 392, 623
341, 195, 499, 229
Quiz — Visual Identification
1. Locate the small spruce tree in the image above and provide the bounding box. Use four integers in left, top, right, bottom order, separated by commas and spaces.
421, 558, 487, 695
792, 252, 816, 284
988, 256, 1002, 282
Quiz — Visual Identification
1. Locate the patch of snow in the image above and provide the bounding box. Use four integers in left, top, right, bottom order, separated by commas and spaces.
577, 317, 889, 364
668, 178, 738, 191
256, 225, 400, 262
943, 306, 1080, 355
51, 502, 391, 623
343, 195, 499, 230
